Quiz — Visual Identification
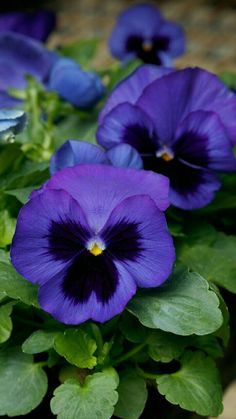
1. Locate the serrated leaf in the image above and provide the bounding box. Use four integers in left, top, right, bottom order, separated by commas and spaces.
0, 347, 48, 416
54, 328, 97, 369
0, 301, 14, 343
178, 237, 236, 293
156, 351, 223, 417
128, 267, 222, 336
22, 330, 55, 354
114, 370, 147, 419
0, 262, 38, 306
51, 368, 119, 419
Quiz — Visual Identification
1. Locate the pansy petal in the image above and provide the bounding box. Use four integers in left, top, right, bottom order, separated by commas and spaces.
11, 189, 91, 286
38, 260, 136, 324
50, 140, 109, 175
0, 32, 57, 90
97, 102, 155, 153
175, 111, 236, 172
106, 144, 143, 169
0, 91, 22, 108
43, 164, 170, 230
101, 195, 175, 288
158, 20, 185, 57
137, 67, 236, 145
0, 11, 56, 42
98, 65, 173, 123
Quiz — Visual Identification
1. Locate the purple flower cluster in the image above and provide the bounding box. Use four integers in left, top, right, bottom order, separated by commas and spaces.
109, 4, 185, 65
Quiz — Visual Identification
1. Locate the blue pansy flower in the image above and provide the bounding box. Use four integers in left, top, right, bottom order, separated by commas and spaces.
109, 3, 185, 65
97, 66, 236, 210
48, 58, 105, 109
50, 140, 143, 175
0, 109, 26, 141
0, 32, 57, 108
11, 164, 175, 324
0, 10, 56, 42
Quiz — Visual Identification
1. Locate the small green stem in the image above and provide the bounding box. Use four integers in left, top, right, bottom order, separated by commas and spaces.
35, 361, 48, 368
136, 365, 161, 380
113, 342, 147, 366
90, 323, 104, 355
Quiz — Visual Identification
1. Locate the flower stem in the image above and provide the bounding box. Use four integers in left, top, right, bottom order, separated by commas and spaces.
136, 365, 161, 380
90, 323, 104, 355
113, 342, 147, 365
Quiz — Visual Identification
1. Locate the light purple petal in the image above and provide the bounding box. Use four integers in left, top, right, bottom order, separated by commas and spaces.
101, 195, 175, 288
106, 144, 143, 169
43, 164, 170, 231
10, 189, 91, 286
38, 260, 136, 324
50, 140, 109, 175
99, 65, 173, 123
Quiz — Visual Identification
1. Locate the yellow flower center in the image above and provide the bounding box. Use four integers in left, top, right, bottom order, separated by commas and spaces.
160, 152, 174, 162
89, 243, 104, 256
142, 41, 153, 52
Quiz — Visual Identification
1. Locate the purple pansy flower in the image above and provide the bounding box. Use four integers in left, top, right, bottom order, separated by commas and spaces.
11, 164, 175, 324
48, 58, 105, 109
97, 66, 236, 210
0, 32, 57, 108
50, 140, 143, 175
0, 11, 56, 42
109, 3, 185, 65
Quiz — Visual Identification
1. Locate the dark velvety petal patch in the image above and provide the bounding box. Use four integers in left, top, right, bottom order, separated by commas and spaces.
173, 131, 209, 168
122, 123, 157, 154
62, 252, 118, 304
47, 219, 90, 262
126, 35, 170, 64
102, 219, 144, 261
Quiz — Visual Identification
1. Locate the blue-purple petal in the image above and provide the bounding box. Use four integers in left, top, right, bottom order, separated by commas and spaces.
106, 144, 143, 169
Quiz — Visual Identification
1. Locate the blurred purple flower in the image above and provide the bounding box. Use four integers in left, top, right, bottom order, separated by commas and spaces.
0, 10, 56, 42
48, 58, 105, 109
109, 3, 185, 65
11, 164, 174, 324
97, 66, 236, 210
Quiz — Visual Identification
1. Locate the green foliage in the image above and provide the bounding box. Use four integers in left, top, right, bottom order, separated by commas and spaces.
128, 267, 223, 335
0, 347, 48, 416
114, 370, 147, 419
0, 301, 14, 343
0, 210, 16, 247
51, 368, 119, 419
22, 330, 55, 354
54, 328, 97, 369
156, 351, 223, 417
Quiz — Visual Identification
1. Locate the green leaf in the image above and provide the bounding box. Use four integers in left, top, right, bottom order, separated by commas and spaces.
120, 312, 148, 343
156, 351, 223, 417
107, 60, 141, 90
0, 262, 38, 306
0, 347, 48, 416
5, 186, 35, 204
178, 235, 236, 293
60, 39, 98, 67
54, 328, 97, 369
114, 370, 147, 419
22, 330, 55, 354
0, 210, 16, 247
148, 330, 187, 363
0, 302, 14, 343
128, 267, 223, 336
51, 368, 119, 419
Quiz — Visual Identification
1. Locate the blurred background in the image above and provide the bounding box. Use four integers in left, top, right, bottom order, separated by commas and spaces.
0, 0, 236, 73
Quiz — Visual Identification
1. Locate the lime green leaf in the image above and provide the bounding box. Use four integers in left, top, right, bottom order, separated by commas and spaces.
22, 330, 55, 354
0, 210, 16, 247
0, 302, 14, 343
0, 262, 38, 306
114, 370, 147, 419
5, 186, 35, 204
51, 368, 119, 419
0, 347, 48, 416
54, 328, 97, 369
178, 235, 236, 293
156, 351, 223, 417
128, 267, 222, 335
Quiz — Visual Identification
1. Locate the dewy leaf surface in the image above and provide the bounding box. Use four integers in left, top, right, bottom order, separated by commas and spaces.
51, 368, 119, 419
128, 267, 222, 335
0, 347, 48, 416
156, 351, 223, 417
54, 328, 97, 369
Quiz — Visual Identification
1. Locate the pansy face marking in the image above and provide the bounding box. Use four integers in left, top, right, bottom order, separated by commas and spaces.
11, 165, 175, 324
